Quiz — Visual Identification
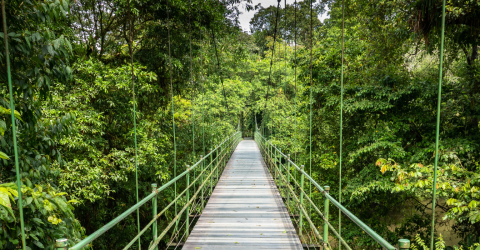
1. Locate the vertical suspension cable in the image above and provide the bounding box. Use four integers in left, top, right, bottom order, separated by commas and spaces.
293, 0, 298, 178
339, 0, 345, 247
308, 0, 314, 223
199, 13, 205, 158
2, 1, 26, 249
210, 29, 230, 121
166, 0, 178, 231
188, 0, 196, 209
208, 38, 214, 148
189, 0, 194, 158
263, 0, 281, 139
284, 0, 287, 149
127, 3, 141, 248
430, 0, 446, 248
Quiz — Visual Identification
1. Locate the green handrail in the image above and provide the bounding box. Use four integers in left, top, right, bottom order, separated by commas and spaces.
67, 131, 241, 250
255, 131, 397, 250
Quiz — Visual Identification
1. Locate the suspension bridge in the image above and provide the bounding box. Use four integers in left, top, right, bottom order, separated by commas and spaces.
2, 0, 449, 247
49, 130, 410, 250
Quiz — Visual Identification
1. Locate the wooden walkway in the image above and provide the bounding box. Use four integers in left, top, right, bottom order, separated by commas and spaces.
183, 139, 302, 250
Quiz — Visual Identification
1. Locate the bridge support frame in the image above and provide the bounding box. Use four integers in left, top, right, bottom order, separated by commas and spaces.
323, 186, 330, 247
152, 183, 158, 250
186, 166, 190, 238
398, 239, 410, 250
299, 165, 305, 237
287, 154, 291, 211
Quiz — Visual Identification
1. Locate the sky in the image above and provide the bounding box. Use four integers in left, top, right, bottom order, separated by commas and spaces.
236, 0, 329, 33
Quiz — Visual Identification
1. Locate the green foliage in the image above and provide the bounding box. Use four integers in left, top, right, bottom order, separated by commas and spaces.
377, 157, 480, 225
1, 0, 479, 248
411, 234, 480, 250
45, 58, 158, 203
0, 183, 82, 249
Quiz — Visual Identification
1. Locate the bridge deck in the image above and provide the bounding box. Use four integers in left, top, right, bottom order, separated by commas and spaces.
183, 139, 302, 249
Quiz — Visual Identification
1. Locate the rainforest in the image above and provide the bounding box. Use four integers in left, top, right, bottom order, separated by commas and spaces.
0, 0, 479, 249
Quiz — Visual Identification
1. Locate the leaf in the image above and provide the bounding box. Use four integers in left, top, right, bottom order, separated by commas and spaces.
0, 151, 10, 160
9, 239, 19, 245
53, 38, 61, 49
0, 188, 15, 219
47, 45, 54, 56
33, 241, 45, 248
0, 120, 6, 135
65, 38, 72, 52
32, 218, 44, 225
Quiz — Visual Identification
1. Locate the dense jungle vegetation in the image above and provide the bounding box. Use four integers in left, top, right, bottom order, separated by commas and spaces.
0, 0, 479, 249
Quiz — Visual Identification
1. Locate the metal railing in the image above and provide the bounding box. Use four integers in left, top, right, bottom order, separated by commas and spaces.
56, 131, 242, 250
255, 131, 411, 250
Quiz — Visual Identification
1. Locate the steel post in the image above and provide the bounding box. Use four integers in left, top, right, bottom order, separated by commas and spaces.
269, 142, 272, 166
210, 149, 213, 194
152, 183, 158, 250
55, 239, 68, 250
217, 145, 220, 181
274, 146, 277, 180
399, 239, 410, 250
186, 166, 190, 238
299, 165, 305, 237
323, 186, 330, 248
200, 155, 204, 209
287, 154, 291, 210
279, 148, 282, 184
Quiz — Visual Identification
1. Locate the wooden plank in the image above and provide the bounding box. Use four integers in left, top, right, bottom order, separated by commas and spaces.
182, 140, 302, 250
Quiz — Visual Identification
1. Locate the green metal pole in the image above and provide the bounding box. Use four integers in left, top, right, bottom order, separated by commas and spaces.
323, 186, 330, 248
152, 183, 158, 250
217, 146, 221, 182
287, 154, 291, 210
339, 0, 345, 247
2, 2, 26, 249
293, 0, 298, 171
55, 239, 68, 250
279, 148, 283, 185
186, 166, 190, 238
278, 148, 282, 183
166, 0, 178, 233
210, 149, 213, 195
127, 6, 141, 248
399, 239, 411, 250
270, 143, 273, 168
200, 155, 204, 209
308, 0, 314, 223
299, 165, 305, 237
275, 147, 278, 180
189, 0, 195, 164
430, 0, 446, 248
